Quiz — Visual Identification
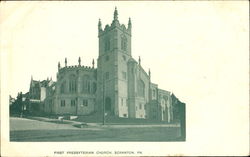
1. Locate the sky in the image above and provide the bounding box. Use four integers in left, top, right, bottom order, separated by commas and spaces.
0, 1, 249, 155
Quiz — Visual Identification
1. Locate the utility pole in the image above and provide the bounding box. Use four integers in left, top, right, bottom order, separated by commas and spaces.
20, 92, 23, 117
102, 76, 105, 125
75, 97, 78, 115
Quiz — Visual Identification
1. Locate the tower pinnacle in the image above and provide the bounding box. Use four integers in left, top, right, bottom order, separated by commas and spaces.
92, 59, 95, 68
65, 58, 67, 67
128, 17, 131, 29
114, 7, 118, 21
78, 57, 81, 66
58, 62, 61, 70
98, 18, 102, 31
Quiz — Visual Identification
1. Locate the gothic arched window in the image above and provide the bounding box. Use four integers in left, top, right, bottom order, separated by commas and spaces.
92, 82, 97, 94
69, 74, 77, 93
137, 79, 145, 97
104, 37, 110, 52
82, 75, 90, 94
121, 36, 127, 51
161, 99, 166, 109
88, 82, 91, 93
60, 81, 66, 94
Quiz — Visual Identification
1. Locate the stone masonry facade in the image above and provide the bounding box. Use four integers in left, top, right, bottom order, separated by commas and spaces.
26, 8, 180, 122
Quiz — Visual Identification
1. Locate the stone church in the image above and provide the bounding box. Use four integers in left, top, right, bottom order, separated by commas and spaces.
39, 8, 177, 122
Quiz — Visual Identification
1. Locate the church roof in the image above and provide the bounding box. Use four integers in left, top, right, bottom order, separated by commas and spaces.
30, 79, 53, 88
158, 88, 171, 94
30, 80, 40, 87
40, 80, 48, 87
128, 58, 137, 63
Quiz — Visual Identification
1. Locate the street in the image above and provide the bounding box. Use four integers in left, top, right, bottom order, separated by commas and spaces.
10, 117, 182, 141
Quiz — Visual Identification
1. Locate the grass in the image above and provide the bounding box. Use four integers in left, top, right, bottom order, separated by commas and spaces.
10, 117, 183, 142
10, 127, 181, 142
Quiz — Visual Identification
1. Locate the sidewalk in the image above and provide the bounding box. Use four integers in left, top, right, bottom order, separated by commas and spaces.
26, 116, 180, 127
10, 117, 78, 131
26, 116, 86, 126
100, 123, 180, 128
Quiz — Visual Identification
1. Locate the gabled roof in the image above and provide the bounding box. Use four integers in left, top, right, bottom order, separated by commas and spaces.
30, 80, 40, 88
30, 79, 54, 88
40, 80, 49, 87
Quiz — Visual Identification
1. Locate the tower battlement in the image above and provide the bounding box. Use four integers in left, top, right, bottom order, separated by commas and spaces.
59, 65, 95, 71
98, 7, 132, 57
98, 7, 131, 37
57, 57, 96, 73
58, 66, 96, 76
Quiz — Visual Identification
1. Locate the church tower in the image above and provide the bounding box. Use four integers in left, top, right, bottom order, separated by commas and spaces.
97, 8, 132, 117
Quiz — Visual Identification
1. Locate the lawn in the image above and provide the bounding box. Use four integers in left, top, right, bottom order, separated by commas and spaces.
10, 117, 183, 142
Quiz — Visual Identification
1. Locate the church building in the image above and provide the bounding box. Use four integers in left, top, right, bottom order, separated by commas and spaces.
43, 8, 175, 122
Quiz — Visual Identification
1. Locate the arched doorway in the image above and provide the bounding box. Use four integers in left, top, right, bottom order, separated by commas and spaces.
105, 97, 111, 111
